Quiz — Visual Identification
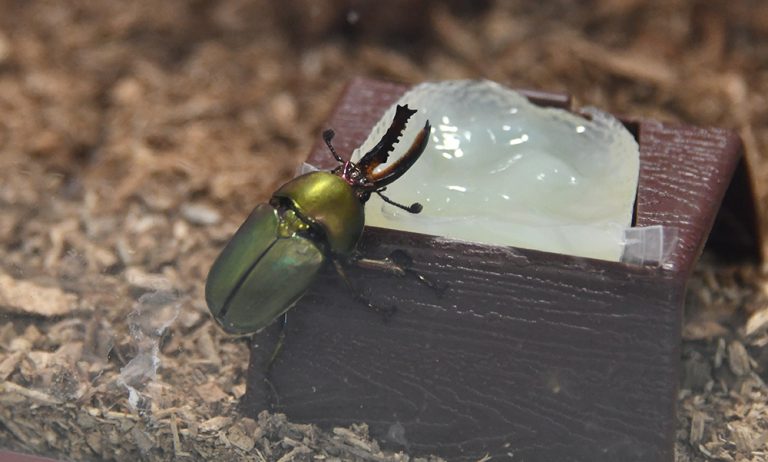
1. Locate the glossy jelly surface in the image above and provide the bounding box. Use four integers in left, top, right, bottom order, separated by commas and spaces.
352, 80, 639, 261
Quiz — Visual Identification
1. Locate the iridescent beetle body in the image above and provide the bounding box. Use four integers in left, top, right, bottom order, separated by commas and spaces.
205, 105, 430, 334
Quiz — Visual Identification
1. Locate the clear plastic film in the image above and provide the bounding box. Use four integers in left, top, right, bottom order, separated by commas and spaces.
295, 162, 319, 176
620, 225, 679, 268
117, 290, 180, 410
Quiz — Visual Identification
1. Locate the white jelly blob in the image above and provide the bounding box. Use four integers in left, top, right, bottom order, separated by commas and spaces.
351, 80, 640, 261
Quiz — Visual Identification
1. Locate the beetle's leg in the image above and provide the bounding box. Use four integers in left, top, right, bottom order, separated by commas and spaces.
264, 375, 282, 411
389, 250, 447, 294
262, 313, 288, 411
333, 260, 397, 320
351, 250, 447, 296
265, 313, 288, 372
350, 255, 405, 276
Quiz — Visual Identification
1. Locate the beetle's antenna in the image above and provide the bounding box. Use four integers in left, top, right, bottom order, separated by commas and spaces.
376, 190, 422, 214
322, 129, 345, 164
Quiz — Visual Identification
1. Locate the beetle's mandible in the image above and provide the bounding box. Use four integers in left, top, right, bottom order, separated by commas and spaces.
205, 105, 430, 334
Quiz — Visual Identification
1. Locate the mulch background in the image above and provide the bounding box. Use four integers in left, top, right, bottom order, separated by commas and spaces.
0, 1, 767, 461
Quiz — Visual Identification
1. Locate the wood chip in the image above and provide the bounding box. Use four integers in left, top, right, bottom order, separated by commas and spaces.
227, 424, 255, 452
745, 308, 768, 337
727, 341, 752, 376
103, 410, 139, 421
682, 354, 712, 390
333, 427, 374, 452
55, 341, 84, 364
714, 337, 726, 369
0, 30, 9, 64
200, 416, 232, 433
683, 319, 729, 340
195, 381, 230, 403
197, 329, 221, 364
0, 414, 33, 443
131, 427, 155, 453
276, 444, 312, 462
1, 381, 62, 405
124, 267, 174, 291
181, 203, 221, 226
0, 351, 22, 381
231, 383, 246, 399
23, 324, 42, 346
86, 431, 102, 455
563, 35, 678, 87
0, 272, 79, 316
690, 412, 707, 444
170, 413, 191, 457
730, 423, 755, 453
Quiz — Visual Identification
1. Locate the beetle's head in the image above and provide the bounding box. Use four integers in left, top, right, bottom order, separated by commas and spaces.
323, 104, 430, 214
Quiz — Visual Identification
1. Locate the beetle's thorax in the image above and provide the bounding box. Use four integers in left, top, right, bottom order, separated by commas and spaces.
272, 171, 365, 256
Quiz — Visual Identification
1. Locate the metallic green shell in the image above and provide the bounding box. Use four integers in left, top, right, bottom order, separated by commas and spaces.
205, 204, 324, 334
272, 171, 365, 255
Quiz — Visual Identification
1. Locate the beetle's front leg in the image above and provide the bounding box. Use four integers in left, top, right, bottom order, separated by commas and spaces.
333, 260, 397, 320
265, 313, 288, 372
350, 250, 447, 295
261, 314, 287, 412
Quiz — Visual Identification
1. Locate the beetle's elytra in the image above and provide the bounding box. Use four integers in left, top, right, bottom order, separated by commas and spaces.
205, 105, 430, 334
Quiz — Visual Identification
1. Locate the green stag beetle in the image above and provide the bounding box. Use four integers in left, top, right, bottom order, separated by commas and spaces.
205, 105, 431, 334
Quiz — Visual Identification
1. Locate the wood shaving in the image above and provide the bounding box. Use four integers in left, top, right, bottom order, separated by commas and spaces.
728, 341, 752, 377
0, 273, 79, 317
745, 308, 768, 337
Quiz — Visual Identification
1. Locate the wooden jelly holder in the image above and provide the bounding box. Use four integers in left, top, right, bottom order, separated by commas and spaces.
244, 78, 743, 461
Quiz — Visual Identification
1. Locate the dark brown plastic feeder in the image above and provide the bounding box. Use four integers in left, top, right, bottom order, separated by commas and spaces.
243, 78, 744, 461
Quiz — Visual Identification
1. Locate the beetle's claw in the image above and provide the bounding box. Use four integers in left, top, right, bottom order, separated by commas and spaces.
387, 249, 447, 296
387, 249, 414, 267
